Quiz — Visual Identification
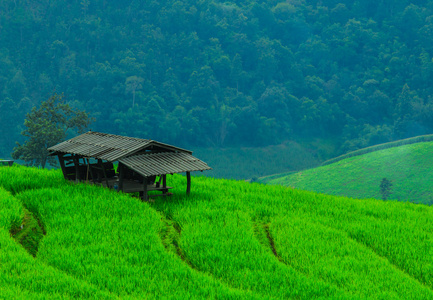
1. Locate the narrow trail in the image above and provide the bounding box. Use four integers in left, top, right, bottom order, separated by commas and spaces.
154, 210, 267, 299
263, 224, 284, 263
10, 208, 46, 257
253, 221, 286, 264
160, 217, 198, 271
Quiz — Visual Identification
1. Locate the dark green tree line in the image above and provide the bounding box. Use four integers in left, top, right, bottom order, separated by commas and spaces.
12, 94, 92, 168
1, 0, 433, 157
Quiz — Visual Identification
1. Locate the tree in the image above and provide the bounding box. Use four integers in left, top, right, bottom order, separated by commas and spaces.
11, 94, 93, 168
379, 177, 393, 200
125, 76, 144, 108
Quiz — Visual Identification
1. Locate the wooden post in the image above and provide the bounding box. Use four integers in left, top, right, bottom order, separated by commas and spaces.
85, 158, 92, 182
118, 163, 124, 192
162, 174, 167, 195
88, 162, 97, 183
98, 159, 109, 187
73, 155, 81, 181
58, 154, 68, 180
186, 171, 191, 195
142, 177, 148, 201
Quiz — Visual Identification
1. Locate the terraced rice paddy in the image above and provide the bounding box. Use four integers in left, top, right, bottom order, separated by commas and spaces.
2, 165, 433, 298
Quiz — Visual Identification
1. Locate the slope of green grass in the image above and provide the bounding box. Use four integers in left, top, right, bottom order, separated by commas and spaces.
265, 141, 433, 204
0, 186, 118, 299
321, 134, 433, 166
2, 165, 433, 298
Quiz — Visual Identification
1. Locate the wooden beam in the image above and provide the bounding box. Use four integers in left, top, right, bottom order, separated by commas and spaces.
186, 171, 191, 195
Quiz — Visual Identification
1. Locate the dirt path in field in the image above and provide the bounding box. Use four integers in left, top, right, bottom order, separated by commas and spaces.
161, 217, 198, 271
155, 211, 267, 299
263, 224, 285, 263
253, 221, 286, 264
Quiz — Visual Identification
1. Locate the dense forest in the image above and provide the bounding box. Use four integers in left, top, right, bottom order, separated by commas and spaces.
1, 0, 433, 159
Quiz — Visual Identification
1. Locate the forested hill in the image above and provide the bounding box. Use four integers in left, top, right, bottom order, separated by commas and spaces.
1, 0, 433, 157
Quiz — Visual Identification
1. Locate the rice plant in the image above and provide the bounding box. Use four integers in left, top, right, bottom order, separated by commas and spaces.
2, 166, 433, 298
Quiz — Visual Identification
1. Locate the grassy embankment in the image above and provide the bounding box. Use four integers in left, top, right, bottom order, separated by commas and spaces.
2, 165, 433, 298
263, 136, 433, 204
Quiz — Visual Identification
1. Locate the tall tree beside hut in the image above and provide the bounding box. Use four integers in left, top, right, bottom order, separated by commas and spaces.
12, 94, 93, 168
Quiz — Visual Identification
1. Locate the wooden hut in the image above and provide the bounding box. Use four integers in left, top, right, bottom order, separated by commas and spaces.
48, 131, 211, 200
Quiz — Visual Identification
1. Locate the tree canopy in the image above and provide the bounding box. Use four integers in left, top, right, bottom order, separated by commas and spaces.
1, 0, 433, 157
11, 94, 92, 168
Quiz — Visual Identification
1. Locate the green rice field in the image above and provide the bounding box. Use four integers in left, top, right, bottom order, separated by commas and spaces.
264, 141, 433, 205
2, 165, 433, 298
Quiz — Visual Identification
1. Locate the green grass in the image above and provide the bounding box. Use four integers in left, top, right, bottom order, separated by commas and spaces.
2, 165, 433, 298
11, 208, 45, 257
265, 140, 433, 205
322, 134, 433, 166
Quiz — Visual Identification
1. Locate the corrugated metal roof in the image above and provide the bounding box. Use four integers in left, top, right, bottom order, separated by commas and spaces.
48, 131, 192, 161
119, 152, 212, 177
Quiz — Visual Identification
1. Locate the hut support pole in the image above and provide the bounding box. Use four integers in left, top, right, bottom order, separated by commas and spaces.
118, 163, 124, 192
163, 175, 167, 195
58, 154, 68, 180
186, 172, 191, 195
141, 177, 148, 201
73, 156, 81, 181
85, 158, 92, 182
98, 159, 109, 187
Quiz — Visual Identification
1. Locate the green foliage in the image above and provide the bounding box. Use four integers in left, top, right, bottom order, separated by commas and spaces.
125, 76, 144, 108
267, 140, 433, 204
11, 94, 93, 168
11, 208, 45, 257
3, 0, 433, 156
270, 215, 433, 298
0, 187, 117, 299
380, 178, 393, 200
0, 187, 22, 231
0, 164, 65, 195
322, 134, 433, 166
1, 174, 251, 299
3, 166, 433, 298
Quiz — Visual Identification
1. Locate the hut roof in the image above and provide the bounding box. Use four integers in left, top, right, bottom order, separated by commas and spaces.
119, 152, 211, 177
48, 131, 192, 161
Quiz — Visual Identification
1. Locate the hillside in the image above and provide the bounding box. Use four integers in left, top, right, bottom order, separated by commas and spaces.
264, 140, 433, 204
2, 0, 433, 161
3, 166, 433, 298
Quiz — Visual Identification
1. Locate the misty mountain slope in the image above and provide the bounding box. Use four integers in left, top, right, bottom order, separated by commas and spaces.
265, 140, 433, 204
2, 0, 433, 160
